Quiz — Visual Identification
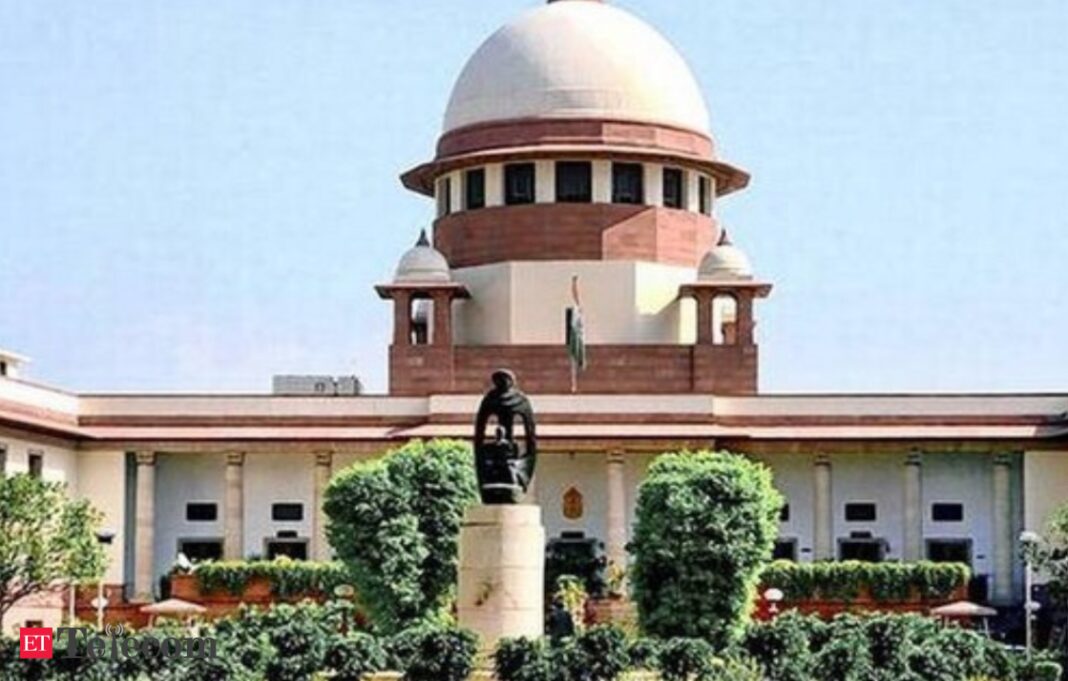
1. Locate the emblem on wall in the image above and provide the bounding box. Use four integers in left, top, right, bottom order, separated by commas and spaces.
562, 486, 584, 520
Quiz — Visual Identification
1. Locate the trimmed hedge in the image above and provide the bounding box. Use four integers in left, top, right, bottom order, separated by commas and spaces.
760, 560, 969, 602
191, 558, 351, 598
630, 450, 783, 647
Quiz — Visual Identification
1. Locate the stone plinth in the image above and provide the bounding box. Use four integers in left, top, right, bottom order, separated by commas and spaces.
458, 504, 545, 650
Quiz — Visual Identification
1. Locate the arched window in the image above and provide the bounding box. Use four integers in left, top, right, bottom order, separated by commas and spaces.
712, 293, 738, 345
411, 298, 432, 345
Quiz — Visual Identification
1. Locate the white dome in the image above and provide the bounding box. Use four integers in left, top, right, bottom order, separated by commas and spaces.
444, 0, 711, 135
395, 231, 451, 283
699, 233, 753, 281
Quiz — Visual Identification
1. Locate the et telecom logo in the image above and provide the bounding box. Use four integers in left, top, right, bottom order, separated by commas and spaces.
18, 627, 53, 659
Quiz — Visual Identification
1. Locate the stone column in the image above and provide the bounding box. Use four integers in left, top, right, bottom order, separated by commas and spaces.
992, 454, 1014, 603
431, 291, 453, 347
735, 293, 755, 345
312, 451, 333, 561
606, 451, 628, 570
695, 291, 714, 345
903, 452, 924, 561
133, 451, 156, 601
392, 290, 412, 346
813, 456, 834, 561
224, 452, 246, 560
458, 505, 545, 653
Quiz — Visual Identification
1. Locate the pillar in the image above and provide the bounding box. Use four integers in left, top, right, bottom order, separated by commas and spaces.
224, 452, 245, 560
736, 293, 755, 345
903, 452, 924, 561
133, 451, 156, 601
992, 454, 1014, 603
813, 455, 834, 561
392, 290, 412, 346
312, 451, 333, 561
431, 291, 453, 346
606, 451, 628, 570
695, 291, 714, 345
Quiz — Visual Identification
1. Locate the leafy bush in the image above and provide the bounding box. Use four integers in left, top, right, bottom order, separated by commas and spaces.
812, 617, 873, 681
325, 632, 388, 681
656, 638, 718, 681
496, 637, 554, 681
759, 560, 970, 602
387, 624, 479, 681
630, 450, 783, 646
325, 439, 478, 632
575, 625, 631, 681
627, 637, 663, 670
192, 558, 351, 598
742, 611, 816, 681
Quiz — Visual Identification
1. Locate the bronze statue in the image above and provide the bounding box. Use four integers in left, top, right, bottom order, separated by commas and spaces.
474, 369, 537, 504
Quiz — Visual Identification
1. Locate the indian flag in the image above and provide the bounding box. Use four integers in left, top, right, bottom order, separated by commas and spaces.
566, 276, 587, 391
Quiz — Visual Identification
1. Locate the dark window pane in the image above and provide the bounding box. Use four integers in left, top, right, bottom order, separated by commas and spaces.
504, 163, 536, 205
663, 168, 685, 208
839, 539, 885, 562
779, 504, 790, 523
272, 503, 304, 522
465, 168, 485, 210
773, 539, 797, 561
186, 503, 218, 522
556, 162, 592, 203
266, 540, 308, 561
698, 176, 712, 215
844, 503, 877, 522
612, 163, 644, 204
927, 539, 971, 565
28, 453, 43, 479
931, 503, 964, 522
179, 540, 223, 563
0, 444, 6, 475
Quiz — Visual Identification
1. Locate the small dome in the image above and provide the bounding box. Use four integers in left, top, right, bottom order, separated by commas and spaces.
395, 230, 451, 283
698, 231, 753, 281
444, 0, 711, 135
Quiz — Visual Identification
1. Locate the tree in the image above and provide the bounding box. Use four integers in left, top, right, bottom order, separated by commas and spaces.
0, 473, 107, 622
629, 450, 783, 647
1027, 504, 1068, 611
324, 439, 478, 632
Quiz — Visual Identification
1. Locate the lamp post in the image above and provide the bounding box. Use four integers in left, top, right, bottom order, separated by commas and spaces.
763, 587, 784, 619
1019, 530, 1041, 657
94, 529, 116, 631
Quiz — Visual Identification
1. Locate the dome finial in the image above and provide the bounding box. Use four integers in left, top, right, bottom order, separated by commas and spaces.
416, 228, 430, 247
718, 229, 733, 247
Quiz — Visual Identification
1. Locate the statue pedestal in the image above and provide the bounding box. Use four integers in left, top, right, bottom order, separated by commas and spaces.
458, 504, 545, 651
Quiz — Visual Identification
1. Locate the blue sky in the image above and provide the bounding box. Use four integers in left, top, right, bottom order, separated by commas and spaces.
1, 0, 1065, 394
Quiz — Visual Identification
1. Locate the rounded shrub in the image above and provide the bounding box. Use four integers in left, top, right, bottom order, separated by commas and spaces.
743, 611, 816, 681
496, 637, 554, 681
325, 632, 388, 681
325, 439, 478, 632
629, 450, 783, 646
387, 624, 479, 681
656, 638, 718, 681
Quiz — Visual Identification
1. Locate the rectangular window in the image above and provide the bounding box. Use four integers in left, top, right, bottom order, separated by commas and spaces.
178, 539, 223, 563
612, 163, 644, 204
464, 168, 485, 210
271, 503, 304, 522
28, 452, 43, 479
186, 502, 218, 522
437, 176, 452, 217
266, 539, 308, 561
555, 161, 592, 203
931, 503, 964, 522
779, 504, 790, 523
662, 167, 685, 209
0, 361, 7, 377
838, 539, 886, 562
0, 443, 6, 475
504, 163, 536, 205
698, 176, 713, 216
926, 539, 972, 565
773, 539, 798, 561
844, 502, 877, 522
